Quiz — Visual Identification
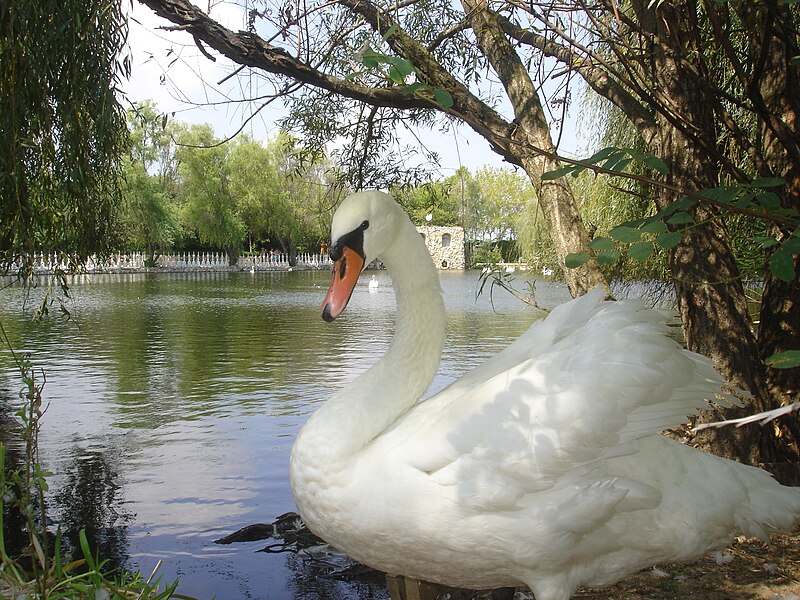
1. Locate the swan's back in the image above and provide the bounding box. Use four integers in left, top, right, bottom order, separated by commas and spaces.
358, 291, 800, 597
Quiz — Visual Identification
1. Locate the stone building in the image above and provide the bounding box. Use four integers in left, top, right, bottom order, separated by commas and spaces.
417, 225, 465, 270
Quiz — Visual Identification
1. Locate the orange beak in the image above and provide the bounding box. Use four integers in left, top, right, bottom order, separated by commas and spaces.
321, 246, 365, 322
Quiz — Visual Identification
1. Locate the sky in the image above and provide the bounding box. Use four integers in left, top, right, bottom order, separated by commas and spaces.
123, 1, 585, 178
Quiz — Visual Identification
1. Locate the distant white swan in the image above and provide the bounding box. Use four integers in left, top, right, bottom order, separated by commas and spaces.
290, 190, 800, 600
368, 274, 379, 291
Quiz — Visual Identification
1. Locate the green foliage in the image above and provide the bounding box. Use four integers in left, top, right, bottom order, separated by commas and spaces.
765, 350, 800, 369
0, 0, 129, 276
471, 243, 503, 266
391, 179, 462, 226
176, 125, 247, 262
544, 151, 799, 283
353, 43, 454, 108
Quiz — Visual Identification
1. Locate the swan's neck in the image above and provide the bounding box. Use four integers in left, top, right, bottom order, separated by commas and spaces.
296, 224, 445, 466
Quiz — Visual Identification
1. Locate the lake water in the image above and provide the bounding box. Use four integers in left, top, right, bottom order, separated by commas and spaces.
0, 270, 572, 599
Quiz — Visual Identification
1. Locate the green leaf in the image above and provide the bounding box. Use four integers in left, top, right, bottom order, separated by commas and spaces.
589, 236, 615, 251
388, 65, 406, 84
698, 186, 738, 203
360, 47, 382, 69
756, 191, 781, 209
596, 250, 621, 265
432, 88, 453, 108
640, 220, 668, 234
609, 225, 641, 243
782, 238, 800, 253
643, 154, 670, 174
667, 212, 695, 225
381, 23, 400, 41
755, 235, 779, 249
621, 147, 646, 163
585, 146, 617, 164
750, 177, 785, 188
628, 241, 654, 261
765, 350, 800, 369
79, 529, 96, 571
790, 55, 800, 65
600, 151, 626, 170
542, 165, 578, 181
565, 252, 591, 268
386, 56, 414, 77
656, 231, 682, 248
769, 250, 796, 282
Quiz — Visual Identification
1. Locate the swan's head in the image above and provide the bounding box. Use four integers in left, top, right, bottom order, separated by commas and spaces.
321, 191, 404, 322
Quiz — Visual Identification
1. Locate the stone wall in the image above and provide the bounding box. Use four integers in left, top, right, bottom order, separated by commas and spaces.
417, 225, 466, 270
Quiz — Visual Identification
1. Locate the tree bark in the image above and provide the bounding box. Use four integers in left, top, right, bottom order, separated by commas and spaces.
459, 0, 608, 297
631, 0, 798, 473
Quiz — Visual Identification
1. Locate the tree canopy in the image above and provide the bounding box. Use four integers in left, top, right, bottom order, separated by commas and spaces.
0, 0, 129, 276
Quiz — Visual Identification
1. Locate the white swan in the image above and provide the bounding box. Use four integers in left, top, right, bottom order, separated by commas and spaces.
368, 274, 379, 291
290, 191, 800, 600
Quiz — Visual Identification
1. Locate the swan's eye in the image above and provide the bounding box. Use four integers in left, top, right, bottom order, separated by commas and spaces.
361, 220, 369, 230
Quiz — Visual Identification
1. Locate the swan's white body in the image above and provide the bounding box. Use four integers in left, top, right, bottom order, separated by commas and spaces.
290, 191, 800, 600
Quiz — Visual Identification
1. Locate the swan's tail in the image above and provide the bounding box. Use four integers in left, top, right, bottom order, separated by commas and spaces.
731, 461, 800, 539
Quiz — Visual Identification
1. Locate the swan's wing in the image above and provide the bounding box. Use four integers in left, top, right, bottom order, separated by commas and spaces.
378, 292, 731, 512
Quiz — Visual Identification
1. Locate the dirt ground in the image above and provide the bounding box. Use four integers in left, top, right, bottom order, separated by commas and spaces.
571, 530, 800, 600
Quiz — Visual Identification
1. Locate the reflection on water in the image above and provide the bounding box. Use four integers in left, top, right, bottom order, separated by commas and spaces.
0, 270, 571, 599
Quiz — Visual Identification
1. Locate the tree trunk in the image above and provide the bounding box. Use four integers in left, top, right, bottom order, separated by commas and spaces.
459, 0, 609, 298
637, 0, 797, 474
748, 2, 800, 408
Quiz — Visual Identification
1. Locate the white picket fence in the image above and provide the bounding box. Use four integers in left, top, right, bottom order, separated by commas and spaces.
17, 251, 332, 274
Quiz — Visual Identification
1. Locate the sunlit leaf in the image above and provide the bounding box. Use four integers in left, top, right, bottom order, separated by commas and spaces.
765, 350, 800, 369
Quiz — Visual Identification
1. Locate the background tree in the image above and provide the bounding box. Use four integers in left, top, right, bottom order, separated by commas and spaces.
0, 0, 129, 277
176, 124, 246, 265
122, 102, 182, 265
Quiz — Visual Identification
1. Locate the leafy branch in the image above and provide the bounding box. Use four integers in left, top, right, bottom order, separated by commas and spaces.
543, 148, 799, 283
350, 25, 454, 109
